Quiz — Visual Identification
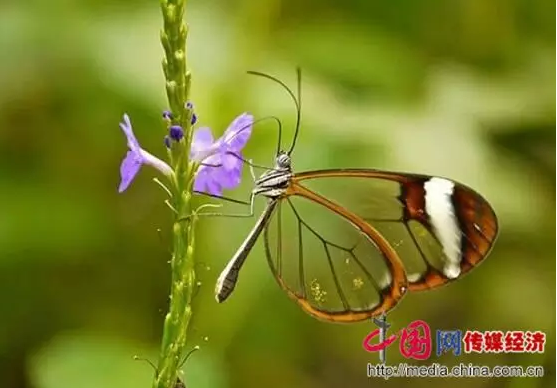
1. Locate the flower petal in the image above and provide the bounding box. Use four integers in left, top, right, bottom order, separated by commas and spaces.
206, 178, 223, 197
119, 114, 140, 151
191, 127, 217, 161
221, 113, 253, 151
190, 114, 253, 195
119, 150, 143, 192
139, 149, 173, 176
192, 127, 214, 149
193, 169, 208, 193
194, 153, 243, 192
217, 163, 242, 189
221, 151, 242, 170
193, 167, 223, 196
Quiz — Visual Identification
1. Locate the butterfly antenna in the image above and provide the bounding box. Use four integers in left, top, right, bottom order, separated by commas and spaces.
247, 69, 301, 156
228, 115, 284, 157
290, 67, 302, 155
199, 115, 283, 163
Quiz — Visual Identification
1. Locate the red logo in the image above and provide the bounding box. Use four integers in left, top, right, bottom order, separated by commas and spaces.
363, 319, 432, 361
399, 320, 432, 360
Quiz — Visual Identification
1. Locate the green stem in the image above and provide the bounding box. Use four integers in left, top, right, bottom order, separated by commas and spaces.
154, 0, 197, 387
160, 0, 192, 131
153, 180, 196, 388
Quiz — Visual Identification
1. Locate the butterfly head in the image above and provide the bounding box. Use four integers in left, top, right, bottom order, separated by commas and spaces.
276, 151, 292, 170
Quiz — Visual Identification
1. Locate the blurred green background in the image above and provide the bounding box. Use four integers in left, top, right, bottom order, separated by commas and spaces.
0, 0, 554, 387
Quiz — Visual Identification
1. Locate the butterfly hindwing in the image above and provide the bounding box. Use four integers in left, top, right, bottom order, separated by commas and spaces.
264, 186, 408, 323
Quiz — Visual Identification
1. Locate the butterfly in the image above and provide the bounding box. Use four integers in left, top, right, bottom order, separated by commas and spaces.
213, 70, 498, 323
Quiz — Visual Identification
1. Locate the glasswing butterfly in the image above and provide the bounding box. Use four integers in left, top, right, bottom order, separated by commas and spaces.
211, 69, 498, 323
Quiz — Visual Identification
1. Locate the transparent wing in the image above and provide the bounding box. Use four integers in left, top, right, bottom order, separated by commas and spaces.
264, 194, 408, 323
289, 169, 498, 291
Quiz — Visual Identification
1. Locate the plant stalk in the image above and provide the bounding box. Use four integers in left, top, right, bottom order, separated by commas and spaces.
153, 0, 197, 387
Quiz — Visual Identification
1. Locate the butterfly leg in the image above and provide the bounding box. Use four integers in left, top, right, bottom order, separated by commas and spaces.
179, 192, 257, 223
248, 158, 257, 182
193, 190, 251, 206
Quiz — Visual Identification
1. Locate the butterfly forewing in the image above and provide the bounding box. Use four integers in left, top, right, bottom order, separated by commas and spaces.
264, 194, 407, 322
293, 174, 429, 280
290, 169, 498, 291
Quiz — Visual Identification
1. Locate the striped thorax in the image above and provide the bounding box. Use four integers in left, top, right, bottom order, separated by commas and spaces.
253, 151, 293, 198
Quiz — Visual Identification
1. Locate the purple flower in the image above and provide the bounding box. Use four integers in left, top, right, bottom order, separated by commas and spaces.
118, 114, 172, 193
191, 113, 253, 196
